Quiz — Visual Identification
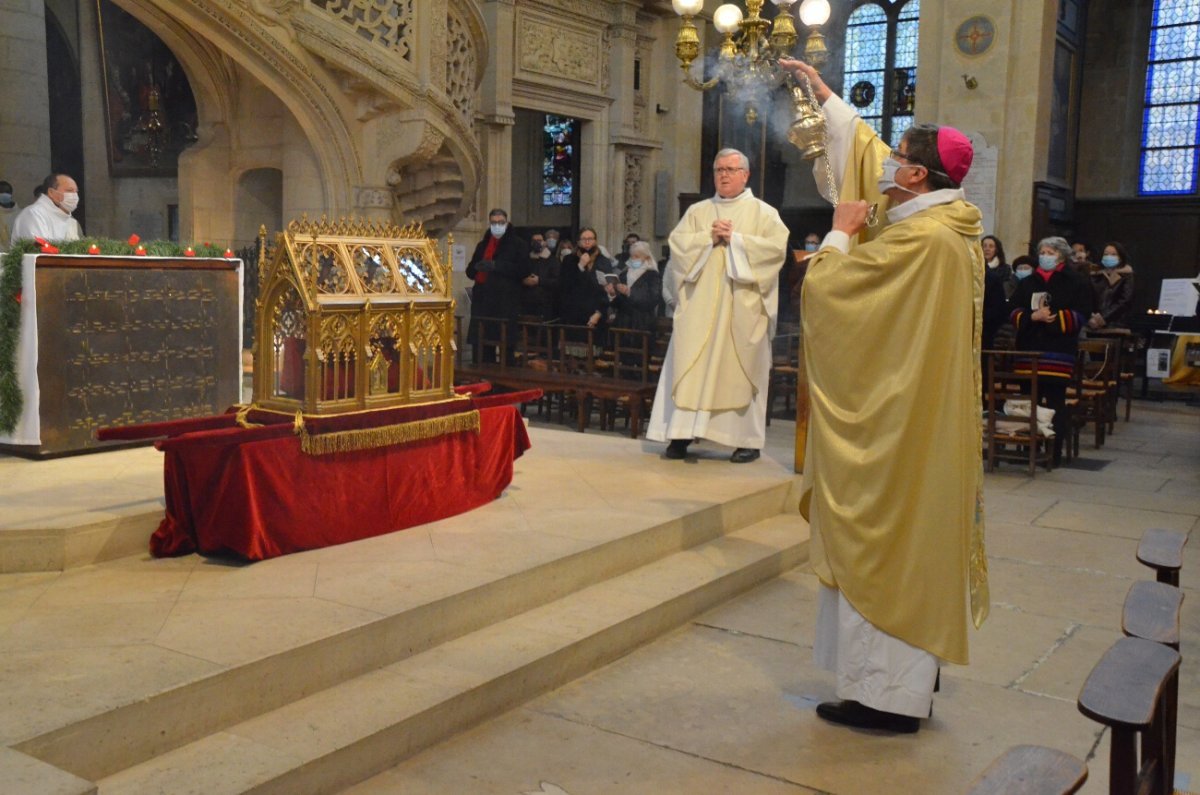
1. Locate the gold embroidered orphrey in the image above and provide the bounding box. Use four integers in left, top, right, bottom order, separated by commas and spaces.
253, 216, 459, 416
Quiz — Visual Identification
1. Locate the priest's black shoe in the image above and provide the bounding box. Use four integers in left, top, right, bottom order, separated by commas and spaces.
729, 447, 760, 463
815, 700, 920, 733
664, 439, 691, 460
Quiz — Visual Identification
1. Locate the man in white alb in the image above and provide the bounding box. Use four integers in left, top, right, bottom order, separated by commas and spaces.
10, 173, 83, 243
646, 148, 789, 463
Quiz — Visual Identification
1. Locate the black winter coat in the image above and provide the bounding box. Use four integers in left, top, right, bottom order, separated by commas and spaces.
466, 229, 530, 327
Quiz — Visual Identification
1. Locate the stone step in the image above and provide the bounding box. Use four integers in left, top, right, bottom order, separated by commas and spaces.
97, 515, 808, 795
14, 480, 795, 784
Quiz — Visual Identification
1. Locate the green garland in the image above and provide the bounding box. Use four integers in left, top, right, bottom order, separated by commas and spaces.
0, 238, 231, 434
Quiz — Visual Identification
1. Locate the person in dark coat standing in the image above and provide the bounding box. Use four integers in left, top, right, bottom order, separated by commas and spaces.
606, 240, 662, 332
557, 226, 612, 330
1009, 236, 1093, 464
1088, 241, 1135, 330
466, 208, 530, 363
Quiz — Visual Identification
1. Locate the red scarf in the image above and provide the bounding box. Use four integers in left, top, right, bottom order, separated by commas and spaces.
476, 235, 500, 284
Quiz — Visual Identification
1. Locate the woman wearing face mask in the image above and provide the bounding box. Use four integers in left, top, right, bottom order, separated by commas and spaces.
1087, 242, 1135, 330
556, 227, 613, 330
1009, 236, 1094, 464
606, 241, 662, 332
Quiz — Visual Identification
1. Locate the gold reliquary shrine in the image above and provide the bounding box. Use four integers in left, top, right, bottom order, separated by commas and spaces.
254, 216, 457, 414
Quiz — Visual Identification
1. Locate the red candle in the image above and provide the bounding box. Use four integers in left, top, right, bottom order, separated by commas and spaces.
223, 248, 234, 258
183, 246, 196, 257
134, 245, 147, 256
88, 244, 100, 255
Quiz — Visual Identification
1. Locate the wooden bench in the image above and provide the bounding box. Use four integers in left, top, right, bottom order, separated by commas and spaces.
1122, 580, 1184, 794
457, 363, 657, 438
966, 745, 1087, 795
1077, 636, 1181, 795
1136, 528, 1188, 587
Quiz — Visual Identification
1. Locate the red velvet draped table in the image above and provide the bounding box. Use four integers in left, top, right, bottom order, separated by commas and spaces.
148, 404, 530, 560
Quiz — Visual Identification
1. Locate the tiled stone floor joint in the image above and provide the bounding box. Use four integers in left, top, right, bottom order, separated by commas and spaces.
530, 707, 832, 794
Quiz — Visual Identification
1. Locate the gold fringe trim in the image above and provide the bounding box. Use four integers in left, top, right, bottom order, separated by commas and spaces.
298, 410, 480, 455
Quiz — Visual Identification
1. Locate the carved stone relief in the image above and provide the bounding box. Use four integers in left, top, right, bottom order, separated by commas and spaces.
518, 13, 601, 87
623, 153, 645, 234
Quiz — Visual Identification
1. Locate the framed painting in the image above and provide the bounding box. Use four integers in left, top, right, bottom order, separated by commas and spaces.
96, 0, 198, 177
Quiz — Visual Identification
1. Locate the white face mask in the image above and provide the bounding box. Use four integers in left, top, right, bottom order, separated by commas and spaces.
877, 159, 917, 197
59, 191, 80, 213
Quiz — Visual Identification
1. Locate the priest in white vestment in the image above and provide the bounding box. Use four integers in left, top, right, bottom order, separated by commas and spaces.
646, 149, 789, 463
10, 174, 82, 243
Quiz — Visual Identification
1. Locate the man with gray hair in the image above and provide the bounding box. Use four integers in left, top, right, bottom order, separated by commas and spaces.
647, 148, 789, 463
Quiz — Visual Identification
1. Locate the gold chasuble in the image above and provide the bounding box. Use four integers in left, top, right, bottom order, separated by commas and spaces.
801, 122, 989, 665
666, 191, 789, 411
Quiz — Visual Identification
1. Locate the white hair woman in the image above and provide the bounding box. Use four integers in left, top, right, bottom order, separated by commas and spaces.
607, 240, 662, 332
1007, 235, 1094, 464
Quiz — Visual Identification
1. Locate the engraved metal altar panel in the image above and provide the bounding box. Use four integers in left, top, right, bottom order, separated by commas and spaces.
33, 260, 241, 455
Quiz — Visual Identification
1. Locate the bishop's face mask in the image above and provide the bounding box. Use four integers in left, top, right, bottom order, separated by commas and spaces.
877, 158, 919, 197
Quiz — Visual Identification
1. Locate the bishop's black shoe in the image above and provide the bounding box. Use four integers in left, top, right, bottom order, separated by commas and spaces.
664, 439, 691, 460
815, 700, 920, 733
729, 447, 760, 463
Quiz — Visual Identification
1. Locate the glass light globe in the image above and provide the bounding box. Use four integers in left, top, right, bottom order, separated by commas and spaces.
713, 4, 744, 34
770, 0, 796, 6
672, 0, 705, 16
798, 0, 831, 26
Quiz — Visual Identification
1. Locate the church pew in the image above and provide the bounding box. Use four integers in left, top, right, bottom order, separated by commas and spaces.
1077, 636, 1181, 795
1136, 528, 1188, 587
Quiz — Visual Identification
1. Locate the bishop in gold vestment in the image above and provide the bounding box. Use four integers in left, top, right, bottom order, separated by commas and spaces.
782, 58, 988, 732
647, 149, 789, 459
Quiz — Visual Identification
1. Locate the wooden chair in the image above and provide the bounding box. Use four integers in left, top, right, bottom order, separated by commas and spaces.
1077, 636, 1181, 795
967, 745, 1087, 795
983, 350, 1054, 475
649, 316, 673, 377
1091, 329, 1138, 423
1067, 339, 1118, 454
1137, 528, 1188, 587
766, 331, 801, 427
468, 316, 510, 367
517, 319, 558, 416
603, 327, 654, 433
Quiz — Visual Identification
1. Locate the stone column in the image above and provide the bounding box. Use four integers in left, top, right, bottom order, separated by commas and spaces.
918, 0, 1060, 251
1, 0, 52, 197
478, 0, 516, 220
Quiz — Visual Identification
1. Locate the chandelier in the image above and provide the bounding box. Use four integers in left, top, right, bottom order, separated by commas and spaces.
672, 0, 833, 156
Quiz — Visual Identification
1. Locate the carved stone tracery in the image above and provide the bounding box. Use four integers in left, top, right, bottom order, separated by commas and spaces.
623, 153, 645, 235
308, 0, 413, 61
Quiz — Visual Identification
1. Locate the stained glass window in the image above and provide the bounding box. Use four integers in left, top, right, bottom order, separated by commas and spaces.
543, 115, 576, 206
1139, 0, 1200, 195
841, 1, 920, 147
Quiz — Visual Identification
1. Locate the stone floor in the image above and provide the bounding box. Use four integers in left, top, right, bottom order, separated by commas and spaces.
0, 398, 1197, 794
346, 400, 1200, 795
